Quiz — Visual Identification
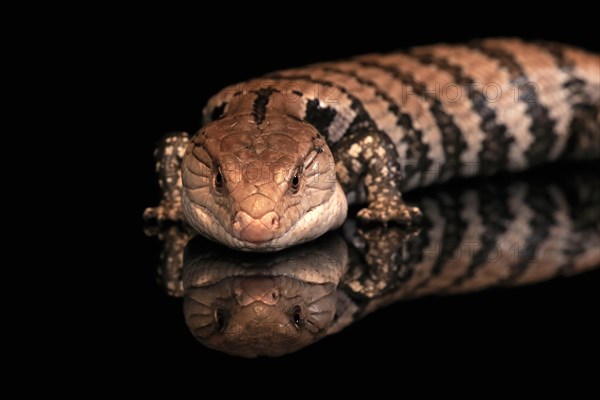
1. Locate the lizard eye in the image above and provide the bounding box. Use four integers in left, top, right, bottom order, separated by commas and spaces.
214, 168, 224, 191
290, 169, 300, 193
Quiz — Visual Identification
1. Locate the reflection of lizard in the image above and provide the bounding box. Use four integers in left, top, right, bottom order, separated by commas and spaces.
145, 39, 600, 251
147, 166, 600, 357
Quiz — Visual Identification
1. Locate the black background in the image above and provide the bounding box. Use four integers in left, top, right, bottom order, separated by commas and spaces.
119, 12, 599, 379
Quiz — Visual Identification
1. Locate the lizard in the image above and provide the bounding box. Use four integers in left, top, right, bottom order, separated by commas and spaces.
144, 38, 599, 251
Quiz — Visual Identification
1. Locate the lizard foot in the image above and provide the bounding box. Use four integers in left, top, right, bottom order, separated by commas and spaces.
357, 202, 422, 226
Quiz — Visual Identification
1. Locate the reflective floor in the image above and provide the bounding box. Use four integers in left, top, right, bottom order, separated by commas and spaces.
142, 162, 600, 358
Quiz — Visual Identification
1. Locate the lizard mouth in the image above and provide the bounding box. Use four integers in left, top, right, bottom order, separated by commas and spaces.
183, 183, 348, 252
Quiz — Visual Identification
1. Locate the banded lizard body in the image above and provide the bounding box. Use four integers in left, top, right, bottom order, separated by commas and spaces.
145, 39, 600, 251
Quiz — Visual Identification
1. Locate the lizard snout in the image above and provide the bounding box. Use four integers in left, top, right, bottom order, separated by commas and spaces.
233, 211, 280, 243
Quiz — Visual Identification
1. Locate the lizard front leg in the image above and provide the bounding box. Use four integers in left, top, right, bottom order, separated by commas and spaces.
334, 129, 422, 225
143, 132, 190, 222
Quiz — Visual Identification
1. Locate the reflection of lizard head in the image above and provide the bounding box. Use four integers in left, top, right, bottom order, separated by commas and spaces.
182, 233, 348, 357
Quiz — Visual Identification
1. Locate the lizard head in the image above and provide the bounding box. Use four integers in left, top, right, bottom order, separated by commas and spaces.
182, 114, 347, 251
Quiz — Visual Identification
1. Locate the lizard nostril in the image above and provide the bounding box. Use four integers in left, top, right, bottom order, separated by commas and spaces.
271, 216, 280, 229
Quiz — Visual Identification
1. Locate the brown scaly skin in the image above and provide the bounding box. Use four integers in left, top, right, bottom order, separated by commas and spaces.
145, 39, 599, 251
180, 114, 348, 251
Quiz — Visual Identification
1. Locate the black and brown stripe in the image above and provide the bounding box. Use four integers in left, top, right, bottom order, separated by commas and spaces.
202, 39, 599, 195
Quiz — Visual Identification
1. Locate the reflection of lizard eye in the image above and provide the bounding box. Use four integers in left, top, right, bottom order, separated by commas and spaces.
214, 309, 226, 332
291, 305, 303, 329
